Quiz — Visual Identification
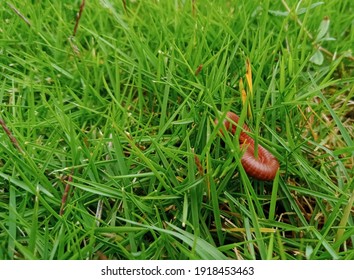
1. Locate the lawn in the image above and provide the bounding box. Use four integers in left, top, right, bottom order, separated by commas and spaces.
0, 0, 353, 260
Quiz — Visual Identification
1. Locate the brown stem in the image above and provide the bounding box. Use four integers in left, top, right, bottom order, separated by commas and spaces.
0, 119, 24, 154
195, 64, 203, 76
73, 0, 86, 36
59, 172, 73, 216
122, 0, 127, 13
193, 150, 204, 176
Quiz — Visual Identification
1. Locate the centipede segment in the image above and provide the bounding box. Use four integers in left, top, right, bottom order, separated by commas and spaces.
215, 112, 279, 181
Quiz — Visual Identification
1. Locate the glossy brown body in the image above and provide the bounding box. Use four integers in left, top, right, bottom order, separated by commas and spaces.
215, 112, 279, 181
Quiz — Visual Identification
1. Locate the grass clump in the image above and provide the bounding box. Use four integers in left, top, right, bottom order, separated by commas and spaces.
0, 0, 353, 260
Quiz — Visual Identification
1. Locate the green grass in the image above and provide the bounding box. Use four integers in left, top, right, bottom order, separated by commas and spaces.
0, 0, 353, 260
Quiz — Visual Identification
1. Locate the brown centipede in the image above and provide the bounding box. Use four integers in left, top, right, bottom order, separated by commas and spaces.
215, 111, 279, 181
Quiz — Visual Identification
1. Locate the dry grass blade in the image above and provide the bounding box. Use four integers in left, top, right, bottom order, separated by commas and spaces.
0, 119, 24, 154
7, 2, 31, 27
73, 0, 86, 36
59, 172, 73, 216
